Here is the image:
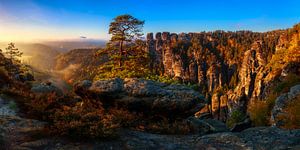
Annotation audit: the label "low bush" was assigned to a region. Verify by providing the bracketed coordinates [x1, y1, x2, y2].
[226, 110, 246, 128]
[26, 92, 195, 138]
[247, 100, 269, 126]
[277, 95, 300, 129]
[51, 99, 120, 139]
[248, 92, 278, 126]
[248, 73, 300, 127]
[142, 117, 191, 134]
[24, 93, 122, 139]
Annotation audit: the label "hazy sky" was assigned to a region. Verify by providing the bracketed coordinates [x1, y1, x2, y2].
[0, 0, 299, 42]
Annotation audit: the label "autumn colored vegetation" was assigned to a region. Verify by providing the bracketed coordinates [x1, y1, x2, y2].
[247, 23, 300, 127]
[278, 95, 300, 129]
[21, 92, 194, 139]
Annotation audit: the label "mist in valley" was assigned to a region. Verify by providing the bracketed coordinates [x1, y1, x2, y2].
[0, 40, 105, 92]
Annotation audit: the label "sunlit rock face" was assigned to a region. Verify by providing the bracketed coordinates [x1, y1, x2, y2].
[226, 41, 268, 115]
[145, 32, 228, 94]
[144, 29, 300, 122]
[236, 41, 266, 97]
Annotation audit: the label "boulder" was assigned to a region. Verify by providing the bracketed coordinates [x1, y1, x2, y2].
[74, 78, 206, 118]
[230, 118, 252, 132]
[89, 78, 123, 97]
[187, 117, 228, 134]
[31, 82, 63, 96]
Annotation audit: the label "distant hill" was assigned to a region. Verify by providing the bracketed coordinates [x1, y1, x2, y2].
[0, 39, 106, 71]
[44, 39, 106, 52]
[0, 43, 60, 71]
[55, 48, 108, 82]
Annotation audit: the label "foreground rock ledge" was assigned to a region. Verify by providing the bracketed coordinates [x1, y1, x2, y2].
[74, 78, 207, 118]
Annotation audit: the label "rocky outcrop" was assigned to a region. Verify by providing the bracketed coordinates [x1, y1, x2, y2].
[187, 117, 228, 134]
[0, 95, 47, 150]
[211, 93, 228, 121]
[146, 32, 229, 93]
[31, 82, 63, 96]
[226, 41, 267, 116]
[271, 84, 300, 127]
[145, 27, 296, 122]
[74, 78, 207, 118]
[145, 31, 281, 121]
[230, 118, 252, 132]
[3, 125, 299, 150]
[2, 93, 300, 150]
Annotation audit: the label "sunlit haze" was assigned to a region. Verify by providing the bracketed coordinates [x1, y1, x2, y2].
[0, 0, 299, 42]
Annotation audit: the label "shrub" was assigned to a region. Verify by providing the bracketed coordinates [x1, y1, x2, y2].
[24, 91, 196, 139]
[8, 101, 17, 110]
[248, 100, 269, 126]
[226, 110, 246, 128]
[248, 73, 300, 127]
[144, 117, 191, 134]
[145, 75, 181, 85]
[51, 100, 120, 139]
[26, 93, 59, 120]
[248, 91, 278, 126]
[26, 93, 139, 139]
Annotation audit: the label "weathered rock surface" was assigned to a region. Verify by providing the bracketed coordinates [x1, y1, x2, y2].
[227, 41, 266, 115]
[145, 29, 299, 123]
[5, 127, 298, 150]
[0, 97, 17, 116]
[271, 84, 300, 127]
[75, 78, 207, 118]
[230, 118, 252, 132]
[0, 95, 47, 150]
[187, 117, 228, 134]
[146, 32, 231, 93]
[31, 82, 63, 96]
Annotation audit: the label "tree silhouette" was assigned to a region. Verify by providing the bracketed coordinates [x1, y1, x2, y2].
[5, 43, 23, 64]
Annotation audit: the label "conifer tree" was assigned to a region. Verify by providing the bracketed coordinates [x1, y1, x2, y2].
[5, 43, 23, 64]
[108, 14, 144, 67]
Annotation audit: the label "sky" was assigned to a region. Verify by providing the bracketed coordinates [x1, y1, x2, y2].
[0, 0, 299, 42]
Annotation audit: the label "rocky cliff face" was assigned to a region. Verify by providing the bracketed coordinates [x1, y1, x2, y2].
[145, 24, 300, 121]
[146, 32, 230, 93]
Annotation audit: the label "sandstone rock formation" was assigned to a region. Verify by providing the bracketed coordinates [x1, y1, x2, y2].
[145, 31, 284, 121]
[74, 78, 207, 118]
[31, 82, 63, 96]
[227, 41, 267, 115]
